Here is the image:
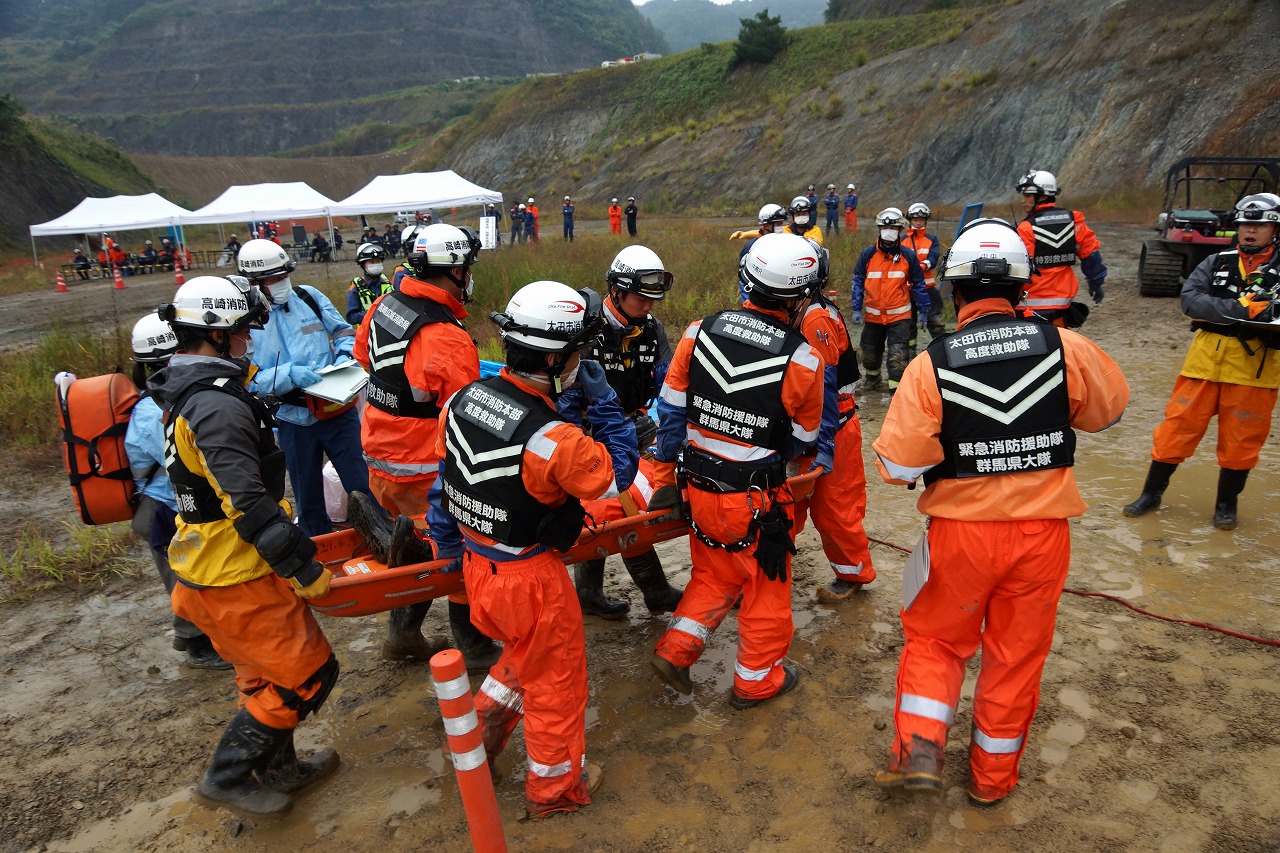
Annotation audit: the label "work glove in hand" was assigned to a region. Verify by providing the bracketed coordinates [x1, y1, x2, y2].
[809, 448, 835, 476]
[1087, 280, 1105, 305]
[851, 310, 863, 324]
[333, 335, 355, 359]
[753, 505, 796, 582]
[536, 497, 586, 551]
[290, 364, 322, 388]
[575, 359, 614, 402]
[289, 565, 333, 599]
[632, 411, 659, 450]
[440, 556, 463, 574]
[649, 485, 681, 510]
[1239, 293, 1277, 321]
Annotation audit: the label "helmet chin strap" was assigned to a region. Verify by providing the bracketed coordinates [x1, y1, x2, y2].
[610, 287, 644, 326]
[445, 265, 472, 301]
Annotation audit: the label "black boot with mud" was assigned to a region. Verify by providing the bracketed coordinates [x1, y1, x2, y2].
[449, 600, 502, 675]
[259, 731, 340, 795]
[183, 634, 233, 670]
[651, 653, 693, 695]
[623, 549, 683, 615]
[1122, 460, 1178, 517]
[1212, 467, 1250, 530]
[347, 491, 393, 563]
[728, 661, 800, 710]
[874, 734, 945, 794]
[574, 558, 630, 619]
[387, 514, 432, 567]
[197, 709, 293, 817]
[382, 601, 450, 663]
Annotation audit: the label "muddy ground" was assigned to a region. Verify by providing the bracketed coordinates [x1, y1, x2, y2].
[2, 224, 1278, 853]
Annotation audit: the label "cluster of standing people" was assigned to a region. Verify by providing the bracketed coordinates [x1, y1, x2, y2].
[120, 173, 1280, 824]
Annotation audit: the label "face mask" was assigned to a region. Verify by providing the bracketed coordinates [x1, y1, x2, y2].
[880, 228, 900, 243]
[560, 364, 580, 391]
[266, 278, 292, 303]
[365, 263, 384, 275]
[794, 214, 810, 226]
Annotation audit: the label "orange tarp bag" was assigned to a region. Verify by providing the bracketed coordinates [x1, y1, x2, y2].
[55, 371, 140, 525]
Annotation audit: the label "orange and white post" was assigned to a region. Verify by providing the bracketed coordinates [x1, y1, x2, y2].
[431, 649, 507, 853]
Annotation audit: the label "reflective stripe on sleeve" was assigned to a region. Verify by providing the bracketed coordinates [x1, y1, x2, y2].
[660, 385, 686, 407]
[876, 453, 935, 483]
[526, 422, 559, 460]
[972, 728, 1025, 754]
[899, 692, 955, 726]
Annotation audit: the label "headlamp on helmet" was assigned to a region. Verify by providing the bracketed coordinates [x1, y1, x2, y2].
[1234, 193, 1280, 224]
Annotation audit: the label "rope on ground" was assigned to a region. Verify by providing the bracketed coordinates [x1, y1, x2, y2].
[866, 535, 1280, 648]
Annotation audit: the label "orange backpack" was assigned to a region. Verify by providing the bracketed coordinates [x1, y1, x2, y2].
[55, 371, 140, 525]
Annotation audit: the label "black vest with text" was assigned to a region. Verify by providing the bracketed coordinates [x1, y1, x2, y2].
[687, 309, 806, 453]
[366, 290, 461, 418]
[923, 315, 1074, 485]
[1194, 249, 1280, 347]
[589, 316, 663, 416]
[441, 376, 561, 546]
[164, 378, 284, 523]
[1026, 207, 1078, 269]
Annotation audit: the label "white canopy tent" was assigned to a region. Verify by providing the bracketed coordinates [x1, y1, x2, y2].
[181, 182, 337, 250]
[28, 192, 193, 267]
[330, 170, 503, 216]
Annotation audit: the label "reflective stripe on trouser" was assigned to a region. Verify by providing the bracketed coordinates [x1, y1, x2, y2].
[860, 319, 914, 386]
[893, 516, 1070, 800]
[463, 548, 590, 814]
[172, 573, 336, 730]
[793, 405, 875, 583]
[1151, 375, 1277, 470]
[654, 487, 794, 700]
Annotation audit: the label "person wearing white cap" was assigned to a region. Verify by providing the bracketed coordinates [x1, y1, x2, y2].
[845, 184, 859, 231]
[624, 196, 639, 237]
[526, 197, 540, 241]
[823, 184, 842, 235]
[562, 196, 576, 242]
[609, 198, 623, 235]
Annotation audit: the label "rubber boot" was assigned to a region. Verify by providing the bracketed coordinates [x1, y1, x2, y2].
[387, 515, 432, 568]
[1122, 461, 1178, 517]
[259, 730, 340, 795]
[383, 601, 450, 663]
[1212, 467, 1249, 530]
[347, 491, 393, 564]
[449, 601, 502, 675]
[196, 709, 293, 816]
[857, 373, 882, 392]
[183, 634, 233, 671]
[574, 558, 630, 620]
[874, 734, 944, 794]
[622, 549, 683, 615]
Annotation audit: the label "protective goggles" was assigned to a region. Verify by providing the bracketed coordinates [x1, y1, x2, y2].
[609, 269, 674, 299]
[1236, 205, 1279, 222]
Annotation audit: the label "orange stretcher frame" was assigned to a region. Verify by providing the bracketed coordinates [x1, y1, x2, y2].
[307, 470, 820, 618]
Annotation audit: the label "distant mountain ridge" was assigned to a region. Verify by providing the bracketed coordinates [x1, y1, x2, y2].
[0, 0, 667, 156]
[638, 0, 827, 54]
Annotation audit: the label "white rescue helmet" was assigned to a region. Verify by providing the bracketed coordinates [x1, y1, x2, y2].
[789, 195, 814, 215]
[611, 197, 618, 203]
[875, 207, 907, 228]
[758, 203, 788, 228]
[847, 183, 856, 191]
[740, 232, 823, 301]
[907, 202, 932, 221]
[1234, 192, 1280, 224]
[607, 245, 673, 300]
[161, 275, 268, 332]
[409, 223, 479, 269]
[527, 197, 535, 204]
[491, 281, 603, 353]
[355, 242, 387, 265]
[237, 238, 296, 281]
[940, 218, 1033, 286]
[1015, 169, 1059, 198]
[400, 224, 421, 248]
[131, 313, 178, 362]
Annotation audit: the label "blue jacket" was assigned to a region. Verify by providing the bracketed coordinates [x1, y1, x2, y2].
[844, 192, 858, 211]
[124, 394, 177, 511]
[823, 192, 841, 212]
[248, 284, 356, 426]
[562, 204, 575, 222]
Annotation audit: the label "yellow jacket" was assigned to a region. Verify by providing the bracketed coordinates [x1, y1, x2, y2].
[1180, 330, 1280, 390]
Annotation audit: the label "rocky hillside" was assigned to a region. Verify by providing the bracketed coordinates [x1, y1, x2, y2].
[639, 0, 826, 54]
[0, 0, 666, 156]
[412, 0, 1278, 215]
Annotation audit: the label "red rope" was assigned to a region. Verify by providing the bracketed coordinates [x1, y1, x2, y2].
[867, 536, 1280, 648]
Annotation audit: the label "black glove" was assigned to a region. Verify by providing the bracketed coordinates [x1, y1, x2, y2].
[632, 411, 658, 451]
[536, 497, 586, 551]
[649, 485, 680, 510]
[753, 504, 795, 582]
[1087, 280, 1105, 305]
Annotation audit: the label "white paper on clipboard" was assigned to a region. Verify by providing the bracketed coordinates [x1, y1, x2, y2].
[902, 522, 931, 611]
[302, 360, 368, 405]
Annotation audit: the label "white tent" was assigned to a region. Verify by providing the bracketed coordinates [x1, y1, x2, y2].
[28, 192, 194, 268]
[181, 181, 338, 225]
[330, 171, 502, 216]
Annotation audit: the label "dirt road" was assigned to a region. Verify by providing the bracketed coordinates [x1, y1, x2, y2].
[3, 225, 1278, 853]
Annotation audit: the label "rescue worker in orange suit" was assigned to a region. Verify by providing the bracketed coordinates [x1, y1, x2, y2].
[428, 281, 638, 818]
[1015, 169, 1107, 327]
[845, 184, 859, 232]
[153, 275, 341, 817]
[351, 223, 500, 672]
[871, 219, 1128, 807]
[904, 202, 946, 348]
[851, 208, 930, 393]
[789, 240, 877, 602]
[783, 195, 824, 246]
[608, 198, 623, 235]
[526, 197, 540, 241]
[558, 246, 683, 619]
[1123, 193, 1280, 530]
[649, 232, 831, 708]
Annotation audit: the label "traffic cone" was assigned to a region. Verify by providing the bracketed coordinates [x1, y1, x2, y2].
[174, 263, 185, 286]
[112, 266, 125, 290]
[55, 270, 68, 293]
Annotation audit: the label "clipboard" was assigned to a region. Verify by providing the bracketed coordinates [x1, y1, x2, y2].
[303, 360, 368, 405]
[902, 521, 931, 611]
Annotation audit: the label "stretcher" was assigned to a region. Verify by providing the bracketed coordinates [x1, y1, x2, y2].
[307, 469, 820, 618]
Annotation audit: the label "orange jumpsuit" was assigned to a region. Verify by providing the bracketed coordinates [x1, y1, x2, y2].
[1017, 202, 1102, 317]
[872, 298, 1128, 802]
[527, 204, 540, 240]
[608, 204, 623, 235]
[1150, 246, 1280, 470]
[431, 369, 627, 816]
[793, 299, 875, 584]
[652, 304, 826, 700]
